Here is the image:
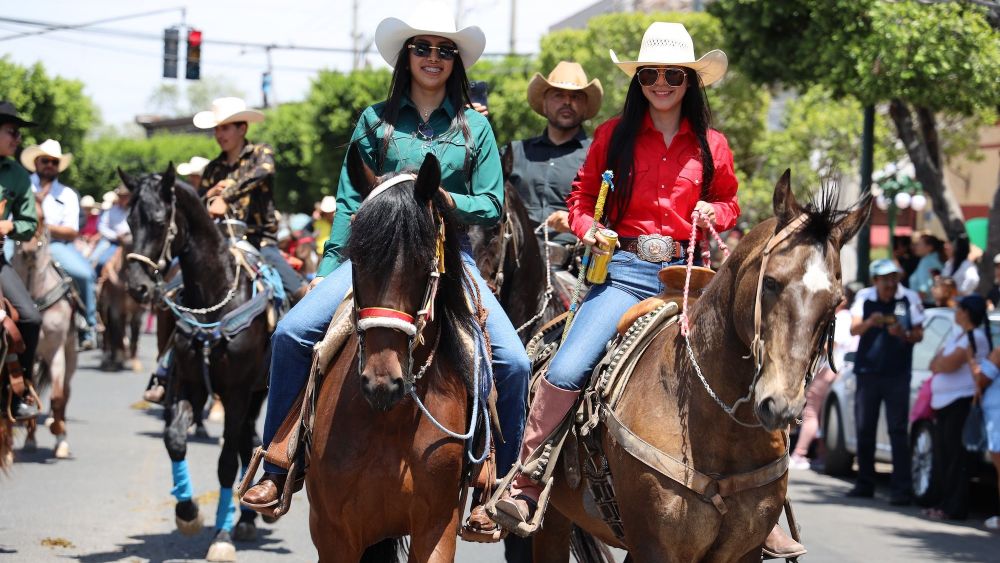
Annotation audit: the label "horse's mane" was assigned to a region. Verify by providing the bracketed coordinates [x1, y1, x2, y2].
[347, 175, 476, 383]
[798, 183, 870, 250]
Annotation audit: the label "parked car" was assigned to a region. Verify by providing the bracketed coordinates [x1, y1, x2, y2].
[822, 307, 996, 506]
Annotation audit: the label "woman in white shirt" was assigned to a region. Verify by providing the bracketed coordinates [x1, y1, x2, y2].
[925, 294, 991, 520]
[942, 235, 980, 296]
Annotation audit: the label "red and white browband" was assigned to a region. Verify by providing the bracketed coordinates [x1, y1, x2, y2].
[357, 307, 418, 337]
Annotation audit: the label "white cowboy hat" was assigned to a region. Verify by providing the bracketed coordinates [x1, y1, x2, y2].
[527, 61, 604, 120]
[20, 139, 73, 173]
[193, 97, 265, 129]
[319, 195, 337, 214]
[177, 156, 211, 176]
[80, 195, 96, 208]
[609, 22, 728, 86]
[101, 191, 117, 211]
[374, 0, 486, 69]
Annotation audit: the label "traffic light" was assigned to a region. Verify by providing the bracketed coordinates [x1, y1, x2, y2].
[186, 28, 202, 80]
[163, 27, 179, 78]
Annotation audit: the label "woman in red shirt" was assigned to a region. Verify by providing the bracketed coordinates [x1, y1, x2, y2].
[494, 22, 739, 530]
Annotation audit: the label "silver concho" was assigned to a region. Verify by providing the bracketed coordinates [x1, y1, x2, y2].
[637, 234, 674, 262]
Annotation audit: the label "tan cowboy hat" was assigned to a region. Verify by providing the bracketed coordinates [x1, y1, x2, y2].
[374, 0, 486, 69]
[609, 22, 728, 86]
[101, 191, 117, 211]
[193, 97, 265, 129]
[20, 139, 73, 173]
[527, 61, 603, 120]
[80, 195, 96, 209]
[177, 156, 210, 176]
[319, 195, 336, 214]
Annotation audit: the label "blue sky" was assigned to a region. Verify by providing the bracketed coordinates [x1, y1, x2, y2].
[2, 0, 589, 126]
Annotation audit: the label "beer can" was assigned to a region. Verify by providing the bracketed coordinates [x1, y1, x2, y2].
[586, 228, 618, 285]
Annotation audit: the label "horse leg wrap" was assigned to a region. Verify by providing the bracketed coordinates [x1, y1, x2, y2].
[171, 459, 194, 501]
[215, 487, 236, 532]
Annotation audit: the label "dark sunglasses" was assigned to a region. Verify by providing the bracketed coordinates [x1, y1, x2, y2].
[636, 67, 687, 87]
[38, 157, 60, 166]
[0, 127, 21, 139]
[408, 42, 458, 61]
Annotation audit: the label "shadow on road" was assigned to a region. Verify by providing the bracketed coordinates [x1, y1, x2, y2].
[72, 525, 293, 563]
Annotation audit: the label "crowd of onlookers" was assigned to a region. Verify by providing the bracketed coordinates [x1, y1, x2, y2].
[788, 230, 1000, 532]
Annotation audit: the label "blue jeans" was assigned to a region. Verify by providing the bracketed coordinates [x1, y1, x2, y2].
[50, 241, 96, 327]
[90, 239, 119, 274]
[261, 248, 530, 475]
[546, 251, 684, 391]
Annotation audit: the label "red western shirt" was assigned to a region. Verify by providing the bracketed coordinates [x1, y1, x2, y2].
[567, 113, 740, 242]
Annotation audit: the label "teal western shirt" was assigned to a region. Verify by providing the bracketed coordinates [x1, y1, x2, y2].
[0, 156, 39, 241]
[317, 96, 503, 277]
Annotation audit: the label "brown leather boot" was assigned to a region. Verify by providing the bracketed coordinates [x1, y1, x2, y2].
[493, 378, 580, 532]
[762, 523, 806, 558]
[241, 472, 301, 510]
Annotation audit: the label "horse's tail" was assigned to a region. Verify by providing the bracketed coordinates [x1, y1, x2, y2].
[359, 537, 406, 563]
[0, 419, 12, 473]
[570, 525, 616, 563]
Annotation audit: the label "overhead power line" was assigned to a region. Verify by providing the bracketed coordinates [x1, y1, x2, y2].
[0, 8, 185, 42]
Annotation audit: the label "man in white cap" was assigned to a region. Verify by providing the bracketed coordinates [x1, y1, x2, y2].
[194, 97, 305, 299]
[177, 156, 210, 190]
[513, 61, 602, 245]
[22, 138, 98, 349]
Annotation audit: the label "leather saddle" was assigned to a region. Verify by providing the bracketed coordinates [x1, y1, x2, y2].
[616, 265, 716, 335]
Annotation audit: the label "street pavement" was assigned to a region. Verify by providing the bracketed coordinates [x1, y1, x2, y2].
[1, 332, 998, 562]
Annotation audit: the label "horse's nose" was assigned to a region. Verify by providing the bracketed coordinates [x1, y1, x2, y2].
[128, 283, 150, 303]
[361, 371, 405, 412]
[755, 395, 798, 431]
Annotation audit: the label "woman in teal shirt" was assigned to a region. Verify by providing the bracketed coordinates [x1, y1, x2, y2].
[242, 10, 530, 527]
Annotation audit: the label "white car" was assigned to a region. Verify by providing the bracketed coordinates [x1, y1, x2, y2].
[821, 307, 996, 505]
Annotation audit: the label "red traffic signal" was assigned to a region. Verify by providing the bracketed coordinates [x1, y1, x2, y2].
[187, 29, 202, 47]
[186, 28, 202, 80]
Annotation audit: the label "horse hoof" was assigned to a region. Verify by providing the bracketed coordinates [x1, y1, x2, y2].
[54, 436, 70, 459]
[232, 521, 257, 542]
[175, 508, 203, 536]
[261, 514, 278, 525]
[22, 436, 37, 452]
[3, 451, 12, 466]
[206, 530, 237, 562]
[208, 402, 225, 423]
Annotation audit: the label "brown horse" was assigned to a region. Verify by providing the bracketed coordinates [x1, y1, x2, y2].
[97, 246, 144, 372]
[307, 149, 483, 561]
[532, 172, 869, 562]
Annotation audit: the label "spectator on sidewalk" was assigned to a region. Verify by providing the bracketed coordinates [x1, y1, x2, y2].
[847, 259, 924, 505]
[790, 282, 862, 470]
[942, 235, 979, 296]
[923, 294, 991, 520]
[932, 275, 959, 309]
[971, 343, 1000, 531]
[910, 233, 945, 306]
[986, 254, 1000, 310]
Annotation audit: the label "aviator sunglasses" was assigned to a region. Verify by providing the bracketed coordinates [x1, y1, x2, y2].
[636, 67, 687, 88]
[408, 42, 459, 61]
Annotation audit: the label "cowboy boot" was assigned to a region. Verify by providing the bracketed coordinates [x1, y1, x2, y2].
[493, 378, 580, 531]
[241, 471, 304, 512]
[762, 523, 807, 559]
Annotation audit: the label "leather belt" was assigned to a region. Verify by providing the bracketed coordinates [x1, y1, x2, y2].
[619, 234, 687, 263]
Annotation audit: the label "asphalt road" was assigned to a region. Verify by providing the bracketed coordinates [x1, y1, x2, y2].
[1, 332, 998, 562]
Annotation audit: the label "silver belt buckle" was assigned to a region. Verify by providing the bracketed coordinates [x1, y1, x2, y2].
[636, 234, 675, 262]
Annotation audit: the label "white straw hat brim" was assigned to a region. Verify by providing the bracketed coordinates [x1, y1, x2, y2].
[610, 48, 728, 86]
[193, 109, 265, 130]
[20, 145, 72, 173]
[374, 17, 486, 69]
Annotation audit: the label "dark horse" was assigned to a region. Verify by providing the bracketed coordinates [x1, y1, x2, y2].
[532, 173, 869, 562]
[122, 166, 270, 562]
[307, 148, 481, 561]
[469, 146, 548, 342]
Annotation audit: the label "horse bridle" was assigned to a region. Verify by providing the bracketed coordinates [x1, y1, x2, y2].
[352, 174, 445, 388]
[125, 182, 179, 288]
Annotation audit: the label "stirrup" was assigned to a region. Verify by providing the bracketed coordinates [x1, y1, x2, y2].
[484, 465, 554, 538]
[458, 485, 507, 544]
[236, 446, 301, 520]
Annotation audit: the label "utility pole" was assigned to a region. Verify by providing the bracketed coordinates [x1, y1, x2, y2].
[351, 0, 361, 70]
[262, 46, 274, 107]
[509, 0, 516, 55]
[856, 105, 875, 285]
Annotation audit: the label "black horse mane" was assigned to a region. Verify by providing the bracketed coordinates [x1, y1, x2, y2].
[799, 182, 871, 248]
[347, 174, 476, 385]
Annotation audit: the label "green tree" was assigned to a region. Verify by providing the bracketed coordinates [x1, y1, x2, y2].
[709, 0, 1000, 240]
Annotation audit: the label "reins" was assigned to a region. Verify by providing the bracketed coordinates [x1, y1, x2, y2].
[514, 224, 554, 334]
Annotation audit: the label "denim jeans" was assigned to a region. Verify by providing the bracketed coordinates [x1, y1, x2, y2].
[546, 251, 685, 391]
[90, 239, 119, 275]
[262, 246, 530, 475]
[49, 241, 96, 327]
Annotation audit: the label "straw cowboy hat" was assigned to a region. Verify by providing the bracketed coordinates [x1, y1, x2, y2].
[527, 61, 603, 120]
[319, 195, 336, 214]
[101, 191, 117, 211]
[374, 0, 486, 69]
[193, 97, 265, 129]
[177, 156, 211, 176]
[80, 195, 96, 209]
[20, 139, 73, 173]
[610, 22, 728, 86]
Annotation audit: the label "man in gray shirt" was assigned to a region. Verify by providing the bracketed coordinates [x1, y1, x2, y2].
[508, 61, 603, 245]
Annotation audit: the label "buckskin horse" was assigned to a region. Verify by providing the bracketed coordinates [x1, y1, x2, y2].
[122, 166, 271, 562]
[469, 145, 549, 342]
[522, 173, 869, 562]
[303, 149, 490, 562]
[12, 205, 78, 459]
[97, 246, 144, 372]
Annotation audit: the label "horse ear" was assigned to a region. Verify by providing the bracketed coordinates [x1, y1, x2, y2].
[161, 162, 176, 200]
[832, 195, 873, 249]
[772, 169, 801, 229]
[501, 143, 514, 179]
[117, 167, 136, 190]
[415, 153, 442, 204]
[347, 143, 378, 199]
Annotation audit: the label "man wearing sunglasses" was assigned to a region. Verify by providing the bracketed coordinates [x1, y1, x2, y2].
[512, 61, 603, 247]
[0, 101, 44, 419]
[22, 138, 99, 350]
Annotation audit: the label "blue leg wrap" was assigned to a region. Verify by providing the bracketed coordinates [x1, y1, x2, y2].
[170, 460, 193, 501]
[216, 487, 236, 532]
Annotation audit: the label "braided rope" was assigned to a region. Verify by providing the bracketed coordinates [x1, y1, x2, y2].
[515, 224, 554, 334]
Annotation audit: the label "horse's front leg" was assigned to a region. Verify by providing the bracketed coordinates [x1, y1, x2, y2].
[408, 504, 460, 563]
[48, 335, 70, 458]
[165, 397, 203, 536]
[232, 387, 267, 542]
[205, 393, 249, 562]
